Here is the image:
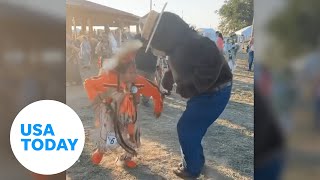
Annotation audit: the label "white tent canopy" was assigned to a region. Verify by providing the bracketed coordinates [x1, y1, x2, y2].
[235, 25, 252, 42]
[197, 28, 217, 42]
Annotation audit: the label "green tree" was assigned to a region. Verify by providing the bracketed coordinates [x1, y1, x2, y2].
[268, 0, 320, 59]
[217, 0, 254, 35]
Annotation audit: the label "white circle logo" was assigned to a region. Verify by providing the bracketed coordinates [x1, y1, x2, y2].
[10, 100, 85, 175]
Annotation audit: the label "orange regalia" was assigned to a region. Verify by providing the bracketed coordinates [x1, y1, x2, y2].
[83, 40, 163, 166]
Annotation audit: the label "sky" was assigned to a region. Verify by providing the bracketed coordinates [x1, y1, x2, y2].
[88, 0, 225, 29]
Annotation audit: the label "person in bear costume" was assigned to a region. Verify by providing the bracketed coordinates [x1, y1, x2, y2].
[142, 10, 233, 178]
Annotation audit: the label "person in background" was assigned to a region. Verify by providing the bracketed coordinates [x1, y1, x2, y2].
[79, 36, 92, 80]
[248, 37, 254, 71]
[80, 36, 92, 67]
[216, 32, 224, 53]
[225, 39, 238, 73]
[94, 29, 97, 37]
[215, 31, 220, 42]
[95, 33, 112, 71]
[88, 34, 98, 65]
[66, 34, 81, 86]
[105, 26, 118, 54]
[74, 37, 81, 48]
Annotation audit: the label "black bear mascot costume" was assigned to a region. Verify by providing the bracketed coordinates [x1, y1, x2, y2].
[141, 9, 233, 178]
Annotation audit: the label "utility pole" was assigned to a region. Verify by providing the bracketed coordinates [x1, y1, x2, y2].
[150, 0, 152, 11]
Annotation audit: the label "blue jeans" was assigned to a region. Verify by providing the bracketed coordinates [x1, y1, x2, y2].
[255, 155, 284, 180]
[248, 51, 254, 71]
[177, 85, 232, 176]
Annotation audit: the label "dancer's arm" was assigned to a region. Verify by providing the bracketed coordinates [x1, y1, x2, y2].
[136, 75, 163, 118]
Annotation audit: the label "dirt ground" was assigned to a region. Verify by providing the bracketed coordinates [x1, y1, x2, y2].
[66, 54, 254, 180]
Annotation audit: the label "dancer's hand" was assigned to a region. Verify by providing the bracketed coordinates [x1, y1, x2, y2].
[161, 91, 171, 97]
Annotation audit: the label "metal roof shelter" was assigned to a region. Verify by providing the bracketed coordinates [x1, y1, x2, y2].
[66, 0, 141, 34]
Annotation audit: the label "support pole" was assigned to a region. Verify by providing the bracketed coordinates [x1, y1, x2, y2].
[88, 18, 93, 35]
[81, 17, 87, 35]
[72, 17, 77, 39]
[136, 24, 140, 33]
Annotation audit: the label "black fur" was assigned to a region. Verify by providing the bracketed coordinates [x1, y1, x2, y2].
[134, 34, 158, 73]
[151, 12, 191, 54]
[135, 48, 157, 73]
[152, 12, 233, 98]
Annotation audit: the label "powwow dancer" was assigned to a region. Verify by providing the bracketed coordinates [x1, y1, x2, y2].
[84, 40, 163, 168]
[142, 8, 233, 178]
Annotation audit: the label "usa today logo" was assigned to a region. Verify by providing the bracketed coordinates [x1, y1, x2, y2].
[10, 100, 85, 175]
